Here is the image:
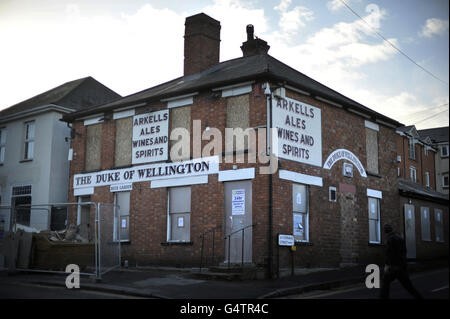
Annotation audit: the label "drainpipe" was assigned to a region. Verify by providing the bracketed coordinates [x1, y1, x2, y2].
[264, 82, 273, 279]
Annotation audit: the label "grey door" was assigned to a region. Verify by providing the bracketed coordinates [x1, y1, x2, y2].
[404, 204, 416, 259]
[224, 181, 252, 264]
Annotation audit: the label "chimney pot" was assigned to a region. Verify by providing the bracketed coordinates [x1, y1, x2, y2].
[246, 24, 254, 41]
[241, 25, 270, 57]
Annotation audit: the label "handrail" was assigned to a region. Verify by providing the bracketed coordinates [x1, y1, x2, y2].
[224, 223, 257, 269]
[199, 226, 221, 272]
[223, 223, 256, 240]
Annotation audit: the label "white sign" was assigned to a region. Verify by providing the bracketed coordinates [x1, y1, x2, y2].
[278, 234, 295, 246]
[121, 219, 127, 228]
[296, 193, 302, 205]
[132, 110, 169, 164]
[110, 183, 133, 192]
[231, 189, 245, 215]
[293, 214, 304, 237]
[74, 156, 219, 189]
[272, 96, 322, 167]
[323, 149, 367, 178]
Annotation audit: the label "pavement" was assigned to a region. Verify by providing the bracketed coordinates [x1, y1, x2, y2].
[0, 258, 448, 299]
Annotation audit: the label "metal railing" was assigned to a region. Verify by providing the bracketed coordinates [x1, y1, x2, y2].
[224, 223, 257, 269]
[2, 202, 120, 280]
[199, 226, 220, 272]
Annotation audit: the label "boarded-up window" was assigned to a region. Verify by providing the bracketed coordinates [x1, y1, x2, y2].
[293, 184, 308, 242]
[115, 117, 132, 167]
[366, 128, 378, 174]
[368, 197, 380, 243]
[435, 209, 444, 242]
[420, 207, 431, 241]
[226, 95, 250, 151]
[170, 106, 191, 161]
[115, 191, 130, 242]
[168, 187, 191, 242]
[85, 124, 102, 171]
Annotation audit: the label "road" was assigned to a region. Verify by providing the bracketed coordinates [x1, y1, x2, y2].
[0, 281, 146, 299]
[286, 268, 448, 299]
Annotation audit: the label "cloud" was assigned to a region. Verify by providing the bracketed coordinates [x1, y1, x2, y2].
[327, 0, 361, 12]
[273, 0, 314, 39]
[419, 18, 449, 38]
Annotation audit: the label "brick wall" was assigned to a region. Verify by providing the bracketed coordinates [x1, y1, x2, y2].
[69, 82, 444, 272]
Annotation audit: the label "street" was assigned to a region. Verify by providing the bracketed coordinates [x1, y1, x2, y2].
[0, 281, 146, 299]
[286, 268, 448, 299]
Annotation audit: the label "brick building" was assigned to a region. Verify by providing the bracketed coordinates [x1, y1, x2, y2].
[396, 125, 449, 260]
[61, 13, 447, 276]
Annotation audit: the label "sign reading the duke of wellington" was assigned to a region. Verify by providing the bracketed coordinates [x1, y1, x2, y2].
[272, 96, 322, 167]
[73, 156, 219, 189]
[132, 110, 169, 164]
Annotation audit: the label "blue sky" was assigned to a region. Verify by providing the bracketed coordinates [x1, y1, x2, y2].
[0, 0, 448, 129]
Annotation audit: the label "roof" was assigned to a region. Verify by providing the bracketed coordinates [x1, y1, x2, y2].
[418, 126, 449, 144]
[0, 76, 121, 121]
[398, 178, 449, 202]
[61, 54, 404, 127]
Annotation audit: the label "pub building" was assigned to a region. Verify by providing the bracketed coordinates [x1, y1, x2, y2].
[62, 13, 448, 277]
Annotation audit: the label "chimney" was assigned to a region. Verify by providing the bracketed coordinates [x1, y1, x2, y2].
[240, 24, 270, 57]
[184, 13, 221, 76]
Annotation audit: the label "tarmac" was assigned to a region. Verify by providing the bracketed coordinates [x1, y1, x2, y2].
[0, 258, 448, 299]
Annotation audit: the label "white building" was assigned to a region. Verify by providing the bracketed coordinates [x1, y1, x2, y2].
[0, 77, 120, 231]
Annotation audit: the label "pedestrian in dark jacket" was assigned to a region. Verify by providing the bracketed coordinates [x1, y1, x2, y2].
[380, 223, 423, 299]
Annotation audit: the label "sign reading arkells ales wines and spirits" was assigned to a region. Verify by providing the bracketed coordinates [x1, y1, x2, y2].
[132, 110, 169, 164]
[272, 96, 322, 167]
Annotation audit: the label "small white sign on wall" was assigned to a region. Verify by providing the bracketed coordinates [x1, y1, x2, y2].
[231, 189, 245, 215]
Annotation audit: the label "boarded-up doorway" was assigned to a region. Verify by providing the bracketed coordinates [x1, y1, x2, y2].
[404, 204, 416, 259]
[224, 180, 252, 264]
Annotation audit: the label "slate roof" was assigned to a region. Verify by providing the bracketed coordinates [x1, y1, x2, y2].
[418, 127, 449, 144]
[398, 178, 449, 202]
[61, 54, 404, 127]
[0, 76, 121, 120]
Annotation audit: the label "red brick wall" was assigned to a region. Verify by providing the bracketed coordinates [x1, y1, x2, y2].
[70, 82, 446, 271]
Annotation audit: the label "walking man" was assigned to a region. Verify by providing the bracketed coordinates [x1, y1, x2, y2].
[380, 223, 423, 299]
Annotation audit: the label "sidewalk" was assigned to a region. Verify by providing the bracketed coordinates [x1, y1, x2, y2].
[0, 258, 447, 299]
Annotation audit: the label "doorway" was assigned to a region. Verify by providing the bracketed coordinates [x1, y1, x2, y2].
[224, 180, 252, 264]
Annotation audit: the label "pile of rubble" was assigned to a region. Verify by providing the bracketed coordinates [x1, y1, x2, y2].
[46, 224, 89, 243]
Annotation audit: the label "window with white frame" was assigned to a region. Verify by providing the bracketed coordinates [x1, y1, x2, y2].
[443, 174, 449, 189]
[441, 144, 449, 158]
[23, 121, 35, 160]
[420, 207, 431, 241]
[12, 185, 32, 226]
[408, 137, 416, 160]
[329, 186, 337, 202]
[409, 166, 417, 182]
[114, 191, 130, 242]
[425, 172, 430, 188]
[435, 209, 444, 242]
[368, 197, 381, 244]
[0, 127, 6, 164]
[77, 196, 92, 241]
[293, 184, 309, 242]
[168, 187, 191, 242]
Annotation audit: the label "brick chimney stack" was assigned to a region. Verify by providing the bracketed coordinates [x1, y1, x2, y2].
[184, 13, 221, 76]
[240, 24, 270, 57]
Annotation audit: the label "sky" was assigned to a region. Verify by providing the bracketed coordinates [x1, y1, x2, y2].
[0, 0, 448, 129]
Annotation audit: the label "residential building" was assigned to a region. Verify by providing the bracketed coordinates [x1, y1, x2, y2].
[0, 77, 120, 231]
[396, 125, 448, 260]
